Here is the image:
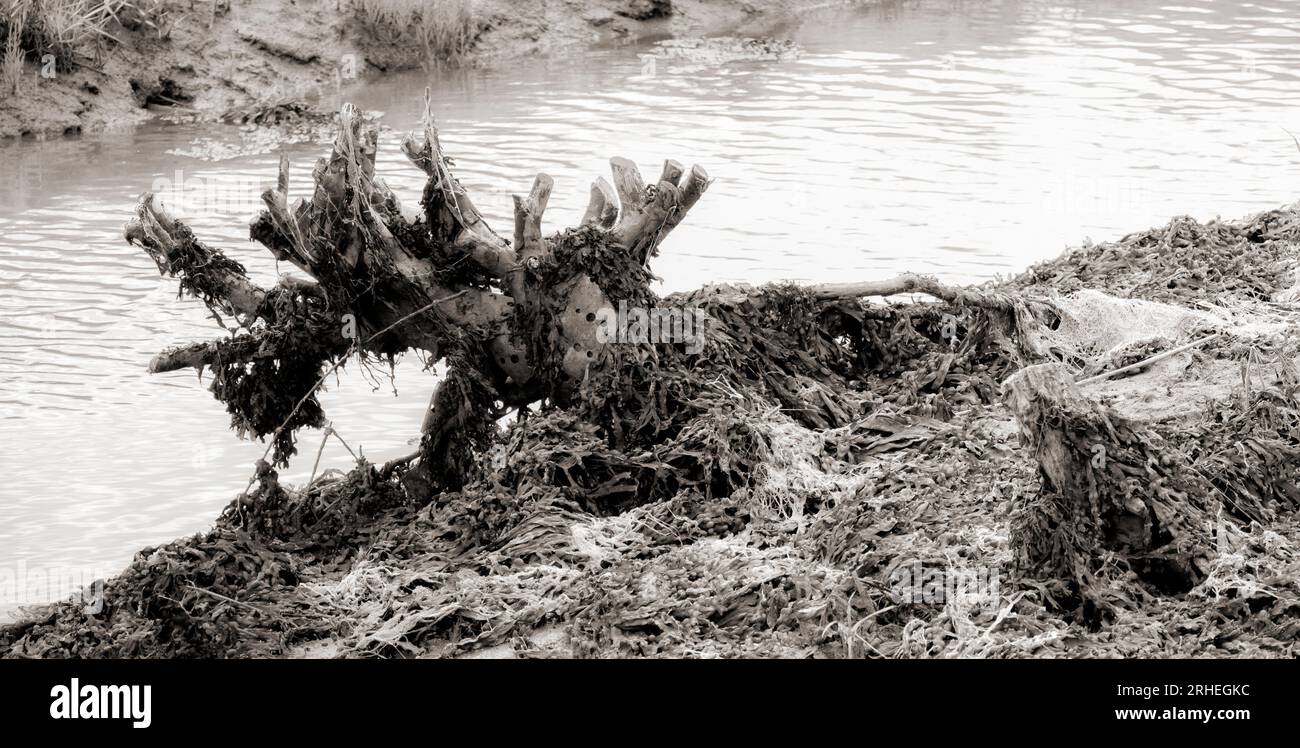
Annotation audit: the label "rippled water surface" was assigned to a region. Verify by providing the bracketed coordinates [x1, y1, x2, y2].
[3, 0, 1300, 609]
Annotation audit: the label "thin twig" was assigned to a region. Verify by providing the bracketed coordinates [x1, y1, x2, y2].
[1076, 333, 1221, 386]
[183, 584, 267, 615]
[306, 421, 333, 489]
[1283, 126, 1300, 155]
[331, 427, 360, 462]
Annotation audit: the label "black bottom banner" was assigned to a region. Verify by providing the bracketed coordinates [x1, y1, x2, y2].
[0, 658, 1289, 737]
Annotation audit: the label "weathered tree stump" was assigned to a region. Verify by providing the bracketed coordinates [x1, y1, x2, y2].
[1002, 364, 1217, 614]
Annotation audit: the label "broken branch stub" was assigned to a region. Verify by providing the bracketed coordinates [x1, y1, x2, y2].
[127, 193, 268, 322]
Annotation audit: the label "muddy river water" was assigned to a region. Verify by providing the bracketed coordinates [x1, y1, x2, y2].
[3, 0, 1300, 611]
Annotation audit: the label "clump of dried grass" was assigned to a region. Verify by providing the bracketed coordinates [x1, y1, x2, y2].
[351, 0, 480, 63]
[748, 409, 866, 523]
[1, 0, 32, 94]
[0, 0, 170, 91]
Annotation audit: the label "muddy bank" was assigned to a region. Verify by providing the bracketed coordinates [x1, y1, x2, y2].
[0, 0, 839, 140]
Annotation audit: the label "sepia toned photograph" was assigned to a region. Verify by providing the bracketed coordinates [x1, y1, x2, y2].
[0, 0, 1294, 728]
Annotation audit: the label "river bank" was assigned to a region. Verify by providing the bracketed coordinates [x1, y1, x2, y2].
[0, 0, 835, 140]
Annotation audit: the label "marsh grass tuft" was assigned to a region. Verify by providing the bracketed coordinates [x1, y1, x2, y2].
[1, 0, 29, 94]
[352, 0, 480, 64]
[1, 1, 170, 91]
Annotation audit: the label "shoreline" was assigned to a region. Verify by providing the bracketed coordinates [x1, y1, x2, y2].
[0, 0, 843, 141]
